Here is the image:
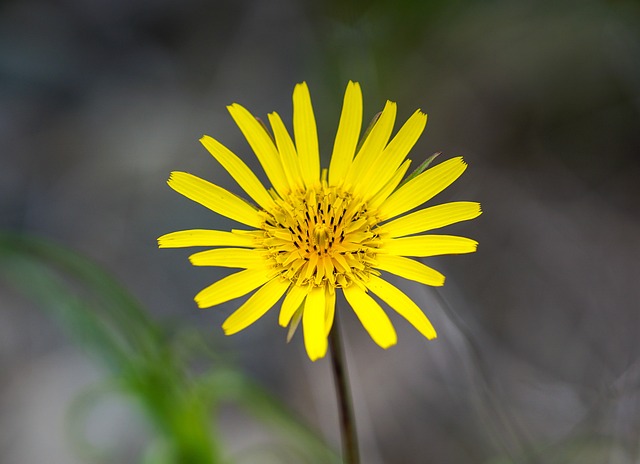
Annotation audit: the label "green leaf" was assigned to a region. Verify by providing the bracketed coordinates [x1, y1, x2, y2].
[397, 152, 441, 189]
[0, 232, 223, 463]
[354, 111, 382, 154]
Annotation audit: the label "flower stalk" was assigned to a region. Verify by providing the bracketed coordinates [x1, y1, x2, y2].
[329, 312, 360, 464]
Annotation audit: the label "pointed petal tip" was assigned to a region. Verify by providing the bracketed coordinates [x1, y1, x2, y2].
[167, 171, 187, 184]
[221, 320, 239, 335]
[199, 134, 218, 147]
[382, 339, 398, 350]
[424, 275, 446, 287]
[294, 81, 309, 93]
[470, 239, 479, 251]
[195, 297, 209, 310]
[166, 172, 178, 188]
[347, 80, 361, 92]
[378, 330, 398, 349]
[305, 335, 328, 361]
[412, 108, 427, 118]
[156, 235, 169, 248]
[307, 346, 328, 362]
[226, 102, 245, 115]
[385, 323, 399, 348]
[344, 81, 363, 101]
[438, 155, 466, 168]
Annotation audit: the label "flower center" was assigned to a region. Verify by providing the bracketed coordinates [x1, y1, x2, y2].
[259, 185, 381, 289]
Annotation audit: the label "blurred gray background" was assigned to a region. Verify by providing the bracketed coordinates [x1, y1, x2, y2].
[2, 0, 640, 462]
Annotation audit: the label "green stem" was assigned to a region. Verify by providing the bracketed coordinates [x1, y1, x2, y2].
[329, 313, 360, 464]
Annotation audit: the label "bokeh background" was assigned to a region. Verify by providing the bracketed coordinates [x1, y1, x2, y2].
[2, 0, 640, 463]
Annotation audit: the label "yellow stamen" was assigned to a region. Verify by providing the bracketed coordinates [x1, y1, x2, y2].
[258, 185, 379, 289]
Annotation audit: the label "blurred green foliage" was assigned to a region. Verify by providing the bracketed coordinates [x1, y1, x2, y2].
[0, 233, 339, 464]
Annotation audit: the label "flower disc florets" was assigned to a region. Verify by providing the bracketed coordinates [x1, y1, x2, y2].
[260, 183, 381, 290]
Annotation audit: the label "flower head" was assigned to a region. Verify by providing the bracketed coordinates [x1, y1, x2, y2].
[159, 82, 481, 361]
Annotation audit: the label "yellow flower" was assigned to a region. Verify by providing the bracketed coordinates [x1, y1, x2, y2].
[159, 82, 481, 361]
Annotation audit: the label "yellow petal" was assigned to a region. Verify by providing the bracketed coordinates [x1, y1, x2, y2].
[167, 172, 261, 228]
[189, 248, 265, 268]
[383, 235, 478, 257]
[268, 112, 304, 191]
[374, 254, 445, 286]
[376, 202, 482, 238]
[324, 287, 336, 337]
[227, 103, 289, 195]
[366, 276, 437, 340]
[222, 278, 290, 335]
[158, 229, 255, 248]
[194, 267, 270, 308]
[346, 100, 397, 191]
[303, 286, 327, 361]
[342, 285, 397, 349]
[293, 82, 320, 188]
[199, 135, 275, 210]
[378, 157, 468, 221]
[328, 81, 363, 185]
[368, 159, 411, 211]
[362, 110, 427, 201]
[279, 284, 308, 327]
